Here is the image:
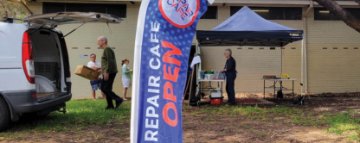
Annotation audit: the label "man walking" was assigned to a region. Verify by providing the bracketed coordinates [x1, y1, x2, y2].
[223, 49, 237, 105]
[97, 36, 123, 109]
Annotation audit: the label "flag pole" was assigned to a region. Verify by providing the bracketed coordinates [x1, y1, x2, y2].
[130, 1, 212, 142]
[130, 1, 150, 143]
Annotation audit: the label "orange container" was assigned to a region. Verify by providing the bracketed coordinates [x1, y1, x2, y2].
[210, 97, 223, 105]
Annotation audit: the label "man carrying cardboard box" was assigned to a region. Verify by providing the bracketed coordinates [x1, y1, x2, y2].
[97, 36, 123, 109]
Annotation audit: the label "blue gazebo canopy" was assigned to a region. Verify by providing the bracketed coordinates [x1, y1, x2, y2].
[197, 6, 303, 46]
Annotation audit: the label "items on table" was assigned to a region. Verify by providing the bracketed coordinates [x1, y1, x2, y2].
[200, 70, 225, 80]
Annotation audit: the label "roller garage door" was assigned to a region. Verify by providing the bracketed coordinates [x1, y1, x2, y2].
[308, 45, 360, 93]
[200, 46, 281, 93]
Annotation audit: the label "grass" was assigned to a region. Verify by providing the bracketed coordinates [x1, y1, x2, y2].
[0, 99, 131, 139]
[326, 112, 360, 141]
[1, 100, 359, 142]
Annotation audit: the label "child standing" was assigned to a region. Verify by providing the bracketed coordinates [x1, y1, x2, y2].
[87, 53, 104, 99]
[121, 59, 132, 100]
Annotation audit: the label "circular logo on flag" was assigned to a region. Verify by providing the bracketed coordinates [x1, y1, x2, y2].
[159, 0, 200, 28]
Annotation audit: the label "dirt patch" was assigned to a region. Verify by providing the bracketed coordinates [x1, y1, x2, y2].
[182, 114, 349, 143]
[183, 94, 359, 143]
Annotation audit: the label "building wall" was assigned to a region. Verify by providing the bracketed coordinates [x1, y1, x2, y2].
[306, 9, 360, 93]
[28, 1, 360, 98]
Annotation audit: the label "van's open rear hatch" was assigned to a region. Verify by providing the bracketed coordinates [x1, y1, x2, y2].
[23, 12, 121, 101]
[29, 29, 65, 101]
[25, 12, 121, 28]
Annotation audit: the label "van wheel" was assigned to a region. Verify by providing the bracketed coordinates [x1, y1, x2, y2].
[0, 98, 10, 131]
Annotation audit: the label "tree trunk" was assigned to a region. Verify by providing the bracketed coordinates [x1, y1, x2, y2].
[354, 0, 360, 5]
[314, 0, 360, 33]
[0, 0, 9, 18]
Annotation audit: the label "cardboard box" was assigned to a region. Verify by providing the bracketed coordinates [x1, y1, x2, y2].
[74, 65, 101, 80]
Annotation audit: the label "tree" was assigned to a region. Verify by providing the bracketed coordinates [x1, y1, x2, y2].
[314, 0, 360, 33]
[0, 0, 29, 21]
[355, 0, 360, 5]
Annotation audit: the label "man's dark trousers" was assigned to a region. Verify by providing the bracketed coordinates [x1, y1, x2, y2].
[226, 74, 236, 104]
[101, 73, 123, 108]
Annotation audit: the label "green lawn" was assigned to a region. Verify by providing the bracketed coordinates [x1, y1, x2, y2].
[0, 99, 131, 139]
[0, 99, 359, 141]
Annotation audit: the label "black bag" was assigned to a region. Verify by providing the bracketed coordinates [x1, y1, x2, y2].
[277, 90, 284, 99]
[293, 96, 305, 105]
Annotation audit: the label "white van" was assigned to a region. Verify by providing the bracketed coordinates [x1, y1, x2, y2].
[0, 12, 120, 131]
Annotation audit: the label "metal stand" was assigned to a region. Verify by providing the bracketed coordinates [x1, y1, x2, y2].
[263, 78, 295, 98]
